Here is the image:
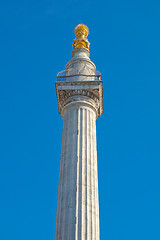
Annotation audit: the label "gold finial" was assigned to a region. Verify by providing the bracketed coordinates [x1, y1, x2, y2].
[72, 24, 90, 51]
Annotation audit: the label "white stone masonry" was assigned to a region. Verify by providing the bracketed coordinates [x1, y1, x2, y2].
[55, 47, 103, 240]
[55, 102, 99, 240]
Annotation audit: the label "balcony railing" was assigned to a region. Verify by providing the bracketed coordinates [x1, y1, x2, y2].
[57, 70, 101, 82]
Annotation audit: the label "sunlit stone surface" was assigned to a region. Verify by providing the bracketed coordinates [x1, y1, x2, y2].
[55, 24, 103, 240]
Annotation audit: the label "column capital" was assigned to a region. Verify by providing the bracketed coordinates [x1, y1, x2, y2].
[55, 80, 103, 118]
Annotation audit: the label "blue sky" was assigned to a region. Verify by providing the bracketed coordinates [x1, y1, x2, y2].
[0, 0, 160, 239]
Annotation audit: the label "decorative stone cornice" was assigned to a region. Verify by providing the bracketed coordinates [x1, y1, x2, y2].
[55, 80, 103, 118]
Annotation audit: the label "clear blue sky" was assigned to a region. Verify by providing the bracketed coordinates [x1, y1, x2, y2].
[0, 0, 160, 239]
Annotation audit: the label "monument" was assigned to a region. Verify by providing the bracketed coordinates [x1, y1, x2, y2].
[55, 24, 103, 240]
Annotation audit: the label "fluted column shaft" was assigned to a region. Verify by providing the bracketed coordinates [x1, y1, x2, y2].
[55, 101, 99, 240]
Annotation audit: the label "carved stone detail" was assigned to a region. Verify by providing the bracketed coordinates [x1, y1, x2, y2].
[55, 80, 103, 117]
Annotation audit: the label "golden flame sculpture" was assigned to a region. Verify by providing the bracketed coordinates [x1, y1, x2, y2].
[72, 24, 90, 51]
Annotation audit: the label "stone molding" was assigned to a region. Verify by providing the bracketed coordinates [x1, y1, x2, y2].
[55, 80, 103, 117]
[72, 47, 90, 57]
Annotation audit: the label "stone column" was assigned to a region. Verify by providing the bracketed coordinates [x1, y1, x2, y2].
[55, 24, 103, 240]
[55, 97, 100, 240]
